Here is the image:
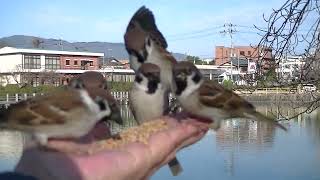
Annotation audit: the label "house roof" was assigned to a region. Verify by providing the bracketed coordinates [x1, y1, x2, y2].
[220, 58, 248, 66]
[0, 47, 104, 57]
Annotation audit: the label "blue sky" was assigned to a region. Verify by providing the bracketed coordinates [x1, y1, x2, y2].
[0, 0, 311, 57]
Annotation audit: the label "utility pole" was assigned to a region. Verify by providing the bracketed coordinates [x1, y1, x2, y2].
[59, 38, 63, 51]
[220, 23, 237, 81]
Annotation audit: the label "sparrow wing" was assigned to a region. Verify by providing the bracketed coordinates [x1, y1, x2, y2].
[128, 95, 141, 126]
[198, 80, 286, 130]
[5, 90, 84, 126]
[158, 47, 177, 65]
[125, 6, 167, 49]
[198, 80, 252, 110]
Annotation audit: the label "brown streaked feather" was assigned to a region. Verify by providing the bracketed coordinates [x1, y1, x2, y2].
[5, 89, 84, 126]
[125, 6, 167, 50]
[198, 80, 254, 111]
[74, 71, 106, 89]
[124, 22, 147, 51]
[139, 63, 161, 74]
[158, 47, 177, 65]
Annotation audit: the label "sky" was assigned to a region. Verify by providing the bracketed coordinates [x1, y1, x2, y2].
[0, 0, 313, 57]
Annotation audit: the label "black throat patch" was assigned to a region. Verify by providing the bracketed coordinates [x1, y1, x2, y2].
[147, 80, 158, 94]
[192, 73, 201, 83]
[96, 99, 107, 111]
[175, 79, 187, 96]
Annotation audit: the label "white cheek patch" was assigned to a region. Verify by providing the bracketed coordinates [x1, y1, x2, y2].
[145, 37, 154, 55]
[180, 75, 203, 98]
[79, 90, 99, 113]
[97, 100, 111, 119]
[135, 76, 149, 92]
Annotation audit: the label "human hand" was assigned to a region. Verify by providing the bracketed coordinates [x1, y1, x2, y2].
[15, 117, 209, 180]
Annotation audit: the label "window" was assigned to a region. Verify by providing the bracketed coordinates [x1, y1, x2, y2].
[248, 51, 252, 56]
[66, 59, 70, 65]
[74, 60, 78, 65]
[45, 56, 60, 70]
[89, 61, 93, 66]
[23, 55, 41, 69]
[240, 51, 245, 56]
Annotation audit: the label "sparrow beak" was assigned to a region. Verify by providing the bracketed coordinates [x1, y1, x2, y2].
[107, 104, 124, 125]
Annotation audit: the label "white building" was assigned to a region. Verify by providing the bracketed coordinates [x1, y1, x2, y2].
[0, 47, 246, 86]
[0, 47, 104, 86]
[276, 56, 305, 82]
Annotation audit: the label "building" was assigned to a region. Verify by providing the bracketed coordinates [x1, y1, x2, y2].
[215, 45, 273, 70]
[276, 56, 305, 83]
[217, 58, 257, 85]
[0, 46, 248, 86]
[0, 47, 104, 86]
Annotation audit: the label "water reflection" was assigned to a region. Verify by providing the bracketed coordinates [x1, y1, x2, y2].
[0, 130, 25, 172]
[0, 104, 319, 180]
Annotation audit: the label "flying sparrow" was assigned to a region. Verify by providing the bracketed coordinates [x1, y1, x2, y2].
[69, 71, 123, 125]
[0, 79, 116, 146]
[172, 61, 287, 131]
[124, 6, 177, 92]
[129, 63, 183, 176]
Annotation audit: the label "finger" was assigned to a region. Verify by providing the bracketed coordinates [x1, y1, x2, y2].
[143, 122, 202, 177]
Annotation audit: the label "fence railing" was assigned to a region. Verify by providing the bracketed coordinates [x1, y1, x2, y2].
[0, 92, 130, 107]
[0, 88, 312, 108]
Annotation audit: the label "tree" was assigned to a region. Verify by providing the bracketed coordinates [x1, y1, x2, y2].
[185, 55, 203, 64]
[255, 0, 320, 118]
[32, 38, 44, 49]
[256, 0, 319, 85]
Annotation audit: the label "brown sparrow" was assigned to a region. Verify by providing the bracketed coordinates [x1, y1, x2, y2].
[0, 79, 116, 146]
[172, 61, 287, 131]
[69, 71, 123, 125]
[124, 6, 177, 92]
[129, 63, 183, 176]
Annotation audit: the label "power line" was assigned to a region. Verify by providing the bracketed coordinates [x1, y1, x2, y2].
[169, 31, 219, 41]
[220, 23, 238, 81]
[167, 25, 223, 38]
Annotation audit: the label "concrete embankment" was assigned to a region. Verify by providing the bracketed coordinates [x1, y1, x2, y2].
[239, 93, 318, 106]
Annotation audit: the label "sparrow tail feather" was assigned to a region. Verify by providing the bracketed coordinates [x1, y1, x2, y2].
[244, 111, 287, 131]
[168, 157, 183, 176]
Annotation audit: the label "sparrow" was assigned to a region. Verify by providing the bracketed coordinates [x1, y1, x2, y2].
[172, 61, 287, 131]
[0, 78, 116, 146]
[124, 6, 177, 92]
[129, 63, 183, 176]
[69, 71, 123, 125]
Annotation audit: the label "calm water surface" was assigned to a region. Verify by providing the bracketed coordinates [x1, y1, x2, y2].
[0, 104, 320, 180]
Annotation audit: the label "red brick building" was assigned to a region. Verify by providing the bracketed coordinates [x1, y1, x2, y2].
[215, 46, 273, 70]
[60, 55, 100, 70]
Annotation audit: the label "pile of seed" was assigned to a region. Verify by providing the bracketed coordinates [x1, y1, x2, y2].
[88, 120, 168, 154]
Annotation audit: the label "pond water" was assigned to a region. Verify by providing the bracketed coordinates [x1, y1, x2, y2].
[0, 104, 320, 180]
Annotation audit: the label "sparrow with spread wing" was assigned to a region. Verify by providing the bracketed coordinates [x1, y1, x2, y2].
[124, 6, 177, 92]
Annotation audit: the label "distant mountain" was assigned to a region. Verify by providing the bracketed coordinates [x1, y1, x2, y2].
[0, 35, 187, 61]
